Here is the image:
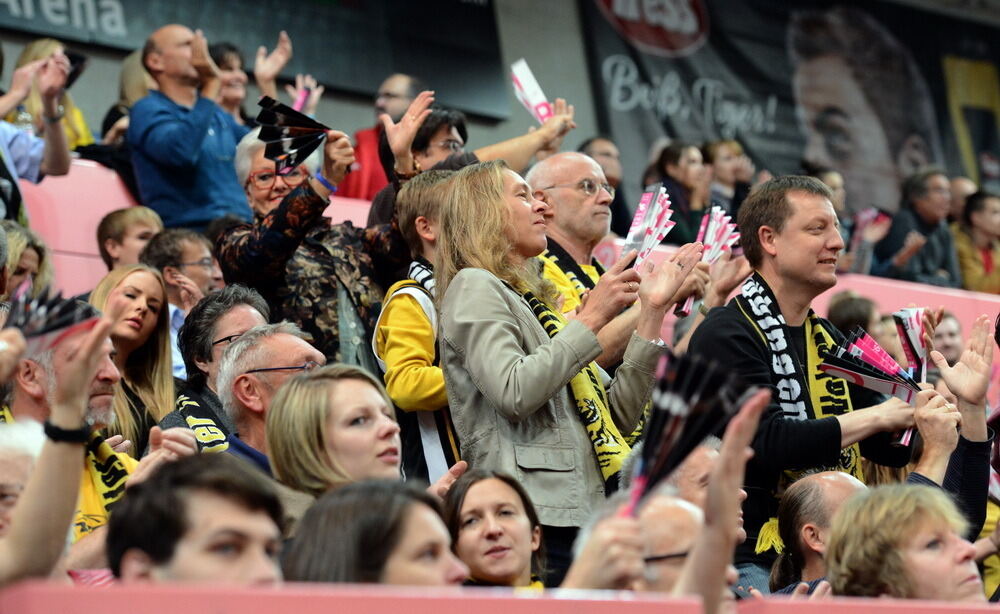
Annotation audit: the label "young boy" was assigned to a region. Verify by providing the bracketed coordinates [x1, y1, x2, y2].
[96, 206, 164, 271]
[372, 170, 459, 484]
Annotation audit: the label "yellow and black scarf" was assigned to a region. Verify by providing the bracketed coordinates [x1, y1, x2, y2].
[538, 238, 606, 296]
[0, 405, 130, 518]
[522, 291, 641, 485]
[733, 273, 861, 555]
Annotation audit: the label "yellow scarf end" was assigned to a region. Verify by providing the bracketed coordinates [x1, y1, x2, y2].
[755, 517, 784, 555]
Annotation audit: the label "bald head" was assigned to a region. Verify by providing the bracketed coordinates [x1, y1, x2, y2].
[782, 471, 866, 555]
[143, 24, 198, 86]
[526, 153, 612, 251]
[638, 495, 703, 593]
[950, 176, 978, 220]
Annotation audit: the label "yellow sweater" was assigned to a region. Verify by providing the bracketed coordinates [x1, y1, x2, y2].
[952, 223, 1000, 294]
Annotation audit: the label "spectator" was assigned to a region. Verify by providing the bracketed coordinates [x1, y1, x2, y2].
[96, 207, 164, 272]
[651, 142, 712, 245]
[826, 294, 882, 338]
[827, 484, 984, 602]
[215, 322, 326, 473]
[209, 32, 291, 127]
[874, 168, 962, 287]
[1, 220, 52, 299]
[372, 169, 460, 483]
[577, 135, 631, 237]
[6, 305, 196, 567]
[442, 470, 545, 588]
[366, 95, 577, 226]
[337, 73, 426, 201]
[266, 364, 400, 498]
[0, 421, 44, 538]
[950, 176, 978, 223]
[704, 139, 752, 215]
[932, 312, 964, 366]
[435, 159, 701, 583]
[108, 453, 283, 585]
[877, 313, 908, 366]
[218, 124, 408, 365]
[282, 480, 468, 585]
[807, 165, 890, 275]
[634, 493, 708, 593]
[129, 25, 252, 229]
[687, 175, 917, 593]
[89, 265, 175, 457]
[0, 45, 71, 223]
[528, 151, 710, 368]
[158, 284, 268, 452]
[7, 38, 94, 150]
[139, 229, 222, 379]
[100, 49, 155, 144]
[953, 191, 1000, 294]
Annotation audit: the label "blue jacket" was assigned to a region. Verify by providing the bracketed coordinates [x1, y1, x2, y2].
[128, 91, 251, 228]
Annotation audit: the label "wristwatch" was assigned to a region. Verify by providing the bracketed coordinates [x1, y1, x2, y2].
[43, 105, 65, 124]
[44, 419, 90, 443]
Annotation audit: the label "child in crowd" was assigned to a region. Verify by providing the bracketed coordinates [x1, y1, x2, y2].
[96, 207, 164, 272]
[372, 170, 459, 484]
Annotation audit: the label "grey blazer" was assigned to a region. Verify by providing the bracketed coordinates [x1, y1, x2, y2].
[439, 268, 662, 528]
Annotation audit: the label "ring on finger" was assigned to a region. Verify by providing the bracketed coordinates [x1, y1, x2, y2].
[675, 261, 684, 269]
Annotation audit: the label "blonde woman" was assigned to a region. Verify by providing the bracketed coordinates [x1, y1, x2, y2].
[1, 220, 53, 299]
[434, 159, 702, 582]
[827, 484, 984, 602]
[89, 265, 174, 457]
[8, 38, 94, 149]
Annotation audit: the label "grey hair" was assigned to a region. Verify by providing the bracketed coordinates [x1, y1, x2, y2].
[0, 223, 8, 276]
[216, 321, 306, 422]
[0, 420, 45, 458]
[234, 127, 324, 187]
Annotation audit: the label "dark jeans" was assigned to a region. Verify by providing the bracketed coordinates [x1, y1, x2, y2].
[541, 524, 579, 587]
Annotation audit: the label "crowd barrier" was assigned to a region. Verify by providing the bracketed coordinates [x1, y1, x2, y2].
[19, 161, 374, 296]
[1, 581, 992, 613]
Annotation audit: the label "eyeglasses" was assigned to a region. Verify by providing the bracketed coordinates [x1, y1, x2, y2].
[247, 166, 309, 190]
[211, 333, 244, 347]
[178, 257, 214, 269]
[540, 178, 615, 198]
[643, 551, 688, 564]
[244, 360, 322, 375]
[431, 139, 464, 154]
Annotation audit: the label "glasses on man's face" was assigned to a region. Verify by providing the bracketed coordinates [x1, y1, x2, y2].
[643, 550, 688, 564]
[247, 166, 309, 191]
[432, 139, 464, 154]
[211, 332, 244, 347]
[245, 360, 322, 375]
[178, 257, 214, 270]
[540, 177, 615, 199]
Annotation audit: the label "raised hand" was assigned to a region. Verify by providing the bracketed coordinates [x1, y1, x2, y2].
[191, 29, 221, 82]
[428, 460, 468, 499]
[638, 242, 704, 311]
[168, 270, 205, 312]
[931, 314, 993, 405]
[254, 31, 292, 85]
[704, 249, 750, 308]
[284, 73, 324, 116]
[49, 307, 120, 425]
[9, 59, 45, 103]
[379, 90, 435, 175]
[320, 129, 355, 186]
[36, 54, 68, 102]
[560, 511, 645, 590]
[862, 216, 892, 243]
[535, 97, 576, 154]
[0, 329, 26, 385]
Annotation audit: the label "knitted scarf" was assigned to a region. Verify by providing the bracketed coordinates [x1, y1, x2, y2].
[733, 273, 860, 555]
[0, 405, 130, 519]
[521, 291, 638, 484]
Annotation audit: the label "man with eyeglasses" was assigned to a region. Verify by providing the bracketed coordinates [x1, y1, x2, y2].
[140, 229, 223, 379]
[525, 152, 708, 367]
[158, 285, 269, 453]
[874, 167, 962, 287]
[338, 73, 428, 201]
[215, 322, 326, 474]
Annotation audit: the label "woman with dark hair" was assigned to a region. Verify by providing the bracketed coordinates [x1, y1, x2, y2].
[282, 480, 468, 585]
[442, 470, 544, 588]
[208, 33, 291, 127]
[653, 142, 711, 245]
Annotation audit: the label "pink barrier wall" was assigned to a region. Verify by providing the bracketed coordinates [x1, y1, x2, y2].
[0, 581, 699, 614]
[1, 581, 993, 613]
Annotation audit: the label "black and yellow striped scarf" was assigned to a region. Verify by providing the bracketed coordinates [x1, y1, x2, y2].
[522, 291, 640, 484]
[0, 405, 130, 518]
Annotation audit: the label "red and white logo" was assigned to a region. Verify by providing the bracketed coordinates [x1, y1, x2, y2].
[595, 0, 709, 58]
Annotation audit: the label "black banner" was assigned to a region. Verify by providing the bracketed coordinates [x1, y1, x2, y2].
[0, 0, 508, 120]
[580, 0, 1000, 214]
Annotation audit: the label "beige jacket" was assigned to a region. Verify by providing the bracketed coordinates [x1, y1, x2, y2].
[439, 268, 662, 527]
